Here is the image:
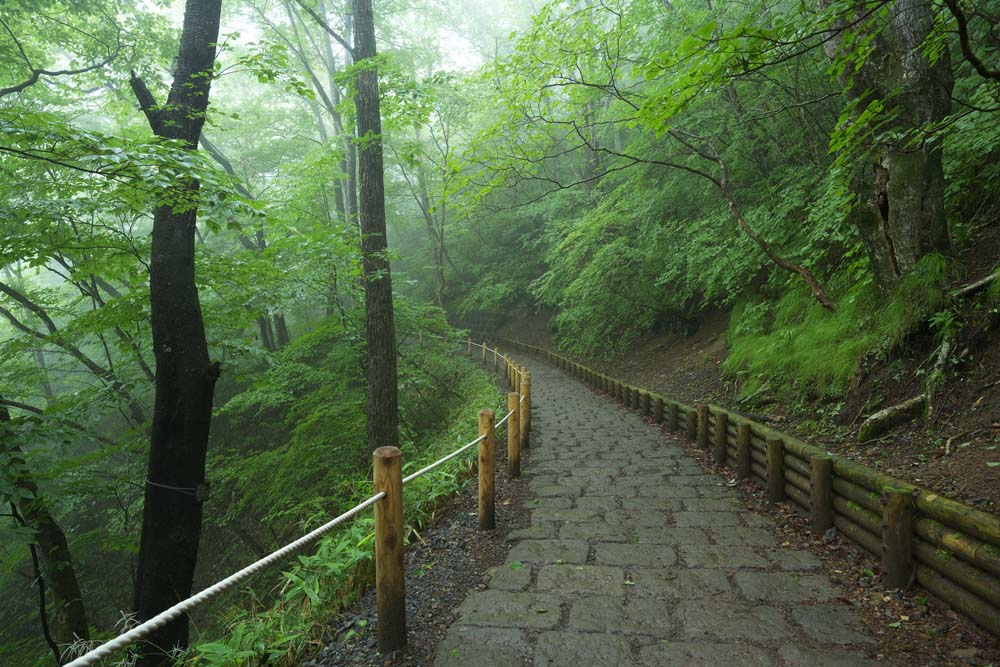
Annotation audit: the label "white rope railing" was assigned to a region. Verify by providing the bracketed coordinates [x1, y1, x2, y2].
[68, 331, 526, 666]
[402, 434, 486, 484]
[64, 492, 386, 667]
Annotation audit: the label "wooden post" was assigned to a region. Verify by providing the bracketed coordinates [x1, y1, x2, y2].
[467, 336, 472, 355]
[766, 438, 785, 503]
[507, 392, 521, 478]
[882, 488, 915, 588]
[494, 348, 498, 372]
[373, 446, 406, 652]
[641, 392, 651, 417]
[482, 341, 487, 364]
[736, 423, 751, 480]
[520, 371, 531, 449]
[685, 409, 698, 441]
[667, 402, 679, 431]
[697, 404, 709, 449]
[713, 411, 728, 464]
[478, 410, 496, 530]
[810, 455, 833, 535]
[418, 333, 423, 346]
[653, 397, 664, 423]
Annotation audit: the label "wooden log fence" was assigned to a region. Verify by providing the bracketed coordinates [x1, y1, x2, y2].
[496, 337, 1000, 637]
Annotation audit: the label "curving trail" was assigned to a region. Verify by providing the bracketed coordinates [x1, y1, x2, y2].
[434, 355, 887, 667]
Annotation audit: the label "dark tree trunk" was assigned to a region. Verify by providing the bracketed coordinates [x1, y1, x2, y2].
[274, 313, 291, 348]
[354, 0, 399, 454]
[1, 403, 90, 651]
[128, 0, 223, 663]
[257, 315, 275, 352]
[825, 0, 953, 291]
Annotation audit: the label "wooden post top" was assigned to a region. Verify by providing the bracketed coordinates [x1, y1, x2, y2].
[373, 446, 402, 460]
[479, 408, 495, 419]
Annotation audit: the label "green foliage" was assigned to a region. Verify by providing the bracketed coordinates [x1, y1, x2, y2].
[726, 254, 955, 400]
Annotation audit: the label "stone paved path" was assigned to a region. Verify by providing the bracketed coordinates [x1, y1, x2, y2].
[434, 357, 886, 667]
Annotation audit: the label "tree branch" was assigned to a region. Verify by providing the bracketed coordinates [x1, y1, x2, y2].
[293, 0, 354, 55]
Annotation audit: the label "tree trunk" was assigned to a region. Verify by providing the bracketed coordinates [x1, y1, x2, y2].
[128, 0, 223, 663]
[354, 0, 400, 454]
[274, 313, 291, 348]
[257, 315, 275, 351]
[1, 403, 90, 651]
[825, 0, 953, 290]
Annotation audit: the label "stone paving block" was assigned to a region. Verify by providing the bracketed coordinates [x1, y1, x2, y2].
[434, 626, 531, 667]
[696, 485, 737, 498]
[791, 605, 873, 645]
[487, 562, 533, 591]
[559, 521, 629, 542]
[526, 496, 574, 510]
[678, 544, 770, 569]
[778, 645, 880, 666]
[568, 595, 624, 631]
[534, 631, 635, 667]
[531, 508, 600, 523]
[604, 509, 671, 528]
[507, 523, 558, 541]
[768, 549, 822, 571]
[623, 597, 676, 636]
[633, 526, 710, 546]
[681, 498, 739, 512]
[531, 485, 583, 498]
[644, 484, 700, 498]
[455, 590, 561, 628]
[594, 542, 677, 567]
[536, 564, 625, 595]
[622, 497, 682, 512]
[710, 526, 779, 546]
[742, 512, 776, 528]
[674, 511, 741, 527]
[573, 496, 620, 511]
[734, 572, 835, 602]
[677, 601, 792, 642]
[667, 475, 721, 486]
[638, 642, 777, 667]
[628, 568, 733, 599]
[508, 539, 589, 564]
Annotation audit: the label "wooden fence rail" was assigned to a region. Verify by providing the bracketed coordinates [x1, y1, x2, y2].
[497, 337, 1000, 637]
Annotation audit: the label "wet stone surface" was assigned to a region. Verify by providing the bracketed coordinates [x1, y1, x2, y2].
[423, 357, 888, 666]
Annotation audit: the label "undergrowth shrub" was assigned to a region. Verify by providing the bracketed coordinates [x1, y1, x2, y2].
[177, 320, 504, 667]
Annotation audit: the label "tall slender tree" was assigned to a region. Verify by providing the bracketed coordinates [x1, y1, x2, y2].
[128, 0, 223, 662]
[353, 0, 400, 453]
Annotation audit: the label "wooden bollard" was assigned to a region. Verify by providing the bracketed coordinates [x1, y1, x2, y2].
[373, 446, 406, 652]
[519, 371, 531, 449]
[697, 404, 709, 449]
[467, 336, 472, 355]
[766, 438, 786, 503]
[507, 392, 521, 478]
[810, 455, 833, 535]
[631, 388, 640, 411]
[641, 392, 651, 417]
[882, 488, 915, 588]
[736, 424, 751, 479]
[653, 397, 664, 423]
[494, 348, 498, 372]
[685, 409, 698, 441]
[713, 411, 728, 464]
[482, 341, 487, 364]
[667, 402, 679, 431]
[478, 410, 496, 530]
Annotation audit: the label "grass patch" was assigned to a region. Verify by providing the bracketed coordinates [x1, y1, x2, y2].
[725, 253, 953, 401]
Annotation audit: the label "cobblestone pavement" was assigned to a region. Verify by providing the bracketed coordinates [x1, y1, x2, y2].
[434, 357, 888, 667]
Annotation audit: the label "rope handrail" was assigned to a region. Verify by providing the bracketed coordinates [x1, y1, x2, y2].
[64, 492, 387, 667]
[402, 433, 486, 484]
[68, 331, 529, 665]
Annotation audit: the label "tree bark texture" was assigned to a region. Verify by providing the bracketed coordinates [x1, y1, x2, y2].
[826, 0, 953, 290]
[1, 403, 90, 651]
[354, 0, 400, 453]
[129, 0, 223, 663]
